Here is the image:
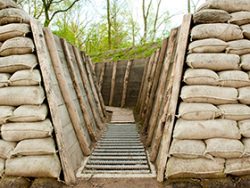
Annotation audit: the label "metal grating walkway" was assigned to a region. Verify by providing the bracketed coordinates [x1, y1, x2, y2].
[77, 123, 155, 178]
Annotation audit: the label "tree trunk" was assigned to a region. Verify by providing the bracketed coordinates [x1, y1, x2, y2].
[107, 0, 112, 49]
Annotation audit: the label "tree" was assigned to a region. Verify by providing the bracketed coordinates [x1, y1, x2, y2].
[142, 0, 152, 43]
[107, 0, 112, 49]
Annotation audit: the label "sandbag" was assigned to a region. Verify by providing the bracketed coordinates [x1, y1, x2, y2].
[178, 102, 221, 120]
[0, 23, 30, 42]
[180, 85, 238, 105]
[0, 8, 30, 25]
[238, 87, 250, 104]
[12, 138, 56, 156]
[9, 69, 41, 86]
[0, 0, 19, 9]
[229, 11, 250, 26]
[166, 157, 225, 179]
[183, 68, 219, 86]
[0, 106, 14, 124]
[186, 53, 240, 71]
[218, 104, 250, 120]
[0, 37, 34, 56]
[225, 157, 250, 176]
[0, 73, 10, 87]
[5, 155, 61, 178]
[218, 70, 250, 88]
[205, 138, 244, 159]
[8, 104, 48, 122]
[201, 0, 250, 13]
[193, 9, 231, 24]
[0, 158, 4, 176]
[173, 119, 240, 140]
[0, 139, 16, 159]
[239, 120, 250, 137]
[191, 24, 243, 41]
[242, 138, 250, 156]
[241, 24, 250, 39]
[0, 54, 37, 73]
[0, 86, 45, 106]
[1, 119, 53, 141]
[240, 54, 250, 70]
[226, 39, 250, 55]
[188, 38, 228, 53]
[169, 139, 206, 159]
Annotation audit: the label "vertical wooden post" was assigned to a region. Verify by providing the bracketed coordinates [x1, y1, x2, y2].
[109, 61, 117, 106]
[99, 62, 106, 91]
[121, 60, 133, 107]
[156, 14, 192, 182]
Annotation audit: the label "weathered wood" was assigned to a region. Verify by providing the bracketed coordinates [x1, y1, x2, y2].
[121, 60, 133, 107]
[99, 62, 106, 91]
[30, 19, 77, 185]
[73, 47, 104, 129]
[44, 28, 92, 156]
[61, 39, 97, 142]
[146, 29, 178, 146]
[156, 14, 192, 182]
[109, 61, 117, 106]
[142, 38, 169, 133]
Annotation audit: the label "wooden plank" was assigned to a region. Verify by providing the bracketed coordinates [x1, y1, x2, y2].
[155, 14, 192, 182]
[146, 29, 178, 146]
[99, 62, 106, 91]
[109, 61, 117, 106]
[73, 47, 104, 129]
[61, 39, 97, 142]
[30, 19, 77, 185]
[142, 38, 169, 133]
[121, 60, 133, 107]
[44, 28, 91, 156]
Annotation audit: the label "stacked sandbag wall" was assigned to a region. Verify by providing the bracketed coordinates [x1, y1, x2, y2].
[166, 0, 250, 179]
[0, 1, 61, 180]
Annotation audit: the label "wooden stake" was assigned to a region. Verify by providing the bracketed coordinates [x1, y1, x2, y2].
[31, 19, 76, 184]
[121, 60, 133, 107]
[145, 28, 178, 146]
[61, 39, 97, 142]
[99, 62, 106, 91]
[156, 14, 192, 182]
[109, 61, 117, 106]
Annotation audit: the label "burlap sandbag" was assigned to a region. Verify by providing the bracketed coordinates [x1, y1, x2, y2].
[1, 119, 53, 141]
[0, 8, 30, 25]
[218, 70, 250, 88]
[173, 119, 240, 140]
[188, 38, 228, 53]
[178, 102, 221, 120]
[229, 11, 250, 26]
[0, 106, 14, 124]
[0, 37, 34, 56]
[0, 158, 4, 176]
[169, 139, 206, 159]
[12, 138, 56, 156]
[180, 85, 238, 105]
[0, 0, 19, 9]
[5, 155, 61, 178]
[0, 86, 44, 106]
[240, 54, 250, 70]
[225, 157, 250, 176]
[226, 39, 250, 55]
[186, 53, 240, 71]
[8, 104, 48, 122]
[0, 139, 16, 159]
[238, 87, 250, 104]
[0, 23, 30, 42]
[218, 104, 250, 120]
[193, 9, 231, 24]
[9, 69, 41, 86]
[205, 138, 244, 159]
[239, 120, 250, 138]
[200, 0, 250, 13]
[241, 24, 250, 39]
[183, 68, 219, 86]
[191, 24, 243, 41]
[242, 138, 250, 156]
[0, 73, 10, 87]
[166, 157, 225, 179]
[0, 54, 37, 73]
